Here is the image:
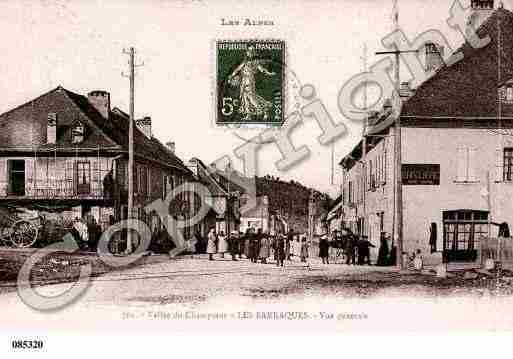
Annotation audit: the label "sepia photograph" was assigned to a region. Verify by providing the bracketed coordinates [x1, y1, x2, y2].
[1, 0, 513, 357]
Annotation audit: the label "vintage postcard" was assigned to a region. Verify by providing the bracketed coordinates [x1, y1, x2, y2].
[2, 0, 513, 357]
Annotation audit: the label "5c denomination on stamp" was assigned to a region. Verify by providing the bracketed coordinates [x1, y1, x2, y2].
[216, 40, 285, 125]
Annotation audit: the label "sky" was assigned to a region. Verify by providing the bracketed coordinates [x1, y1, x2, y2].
[0, 0, 510, 197]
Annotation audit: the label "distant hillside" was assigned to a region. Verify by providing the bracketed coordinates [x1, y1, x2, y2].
[255, 175, 331, 233]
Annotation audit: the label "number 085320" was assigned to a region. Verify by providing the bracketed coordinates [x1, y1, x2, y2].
[11, 339, 44, 350]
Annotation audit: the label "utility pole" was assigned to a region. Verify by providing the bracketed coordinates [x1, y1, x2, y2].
[361, 44, 368, 237]
[122, 47, 144, 254]
[374, 0, 416, 269]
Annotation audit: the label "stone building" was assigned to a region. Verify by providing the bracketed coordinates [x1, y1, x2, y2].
[0, 86, 193, 238]
[338, 3, 513, 266]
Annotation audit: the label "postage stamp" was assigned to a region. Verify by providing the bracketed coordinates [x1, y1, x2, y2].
[215, 40, 285, 125]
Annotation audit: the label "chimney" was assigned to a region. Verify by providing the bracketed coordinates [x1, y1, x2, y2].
[425, 42, 445, 74]
[46, 112, 57, 144]
[467, 0, 494, 34]
[166, 141, 175, 154]
[135, 116, 152, 138]
[87, 90, 110, 119]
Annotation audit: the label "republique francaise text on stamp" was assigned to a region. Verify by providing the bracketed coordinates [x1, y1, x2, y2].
[216, 40, 285, 125]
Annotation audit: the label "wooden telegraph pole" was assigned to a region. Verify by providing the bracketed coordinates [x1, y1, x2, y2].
[374, 0, 417, 269]
[122, 47, 143, 254]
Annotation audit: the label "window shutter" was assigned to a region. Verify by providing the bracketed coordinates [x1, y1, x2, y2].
[65, 159, 74, 196]
[0, 159, 6, 196]
[92, 160, 99, 182]
[468, 147, 478, 182]
[496, 148, 504, 182]
[25, 159, 34, 195]
[384, 150, 387, 184]
[456, 147, 467, 182]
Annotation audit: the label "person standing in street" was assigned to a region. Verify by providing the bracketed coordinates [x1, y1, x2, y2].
[319, 234, 330, 264]
[300, 237, 309, 263]
[254, 228, 263, 263]
[217, 230, 228, 259]
[286, 229, 293, 261]
[238, 231, 245, 259]
[345, 233, 356, 265]
[259, 232, 271, 263]
[274, 234, 285, 267]
[376, 232, 390, 266]
[243, 228, 251, 259]
[356, 235, 375, 265]
[229, 231, 239, 261]
[207, 228, 217, 261]
[248, 228, 257, 262]
[87, 216, 101, 252]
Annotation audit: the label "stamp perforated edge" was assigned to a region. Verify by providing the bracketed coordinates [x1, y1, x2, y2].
[211, 38, 289, 131]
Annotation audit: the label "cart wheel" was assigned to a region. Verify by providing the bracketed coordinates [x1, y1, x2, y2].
[10, 220, 38, 248]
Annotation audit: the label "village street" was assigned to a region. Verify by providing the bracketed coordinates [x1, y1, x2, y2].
[2, 254, 513, 331]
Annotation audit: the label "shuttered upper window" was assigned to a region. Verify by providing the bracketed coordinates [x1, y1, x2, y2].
[455, 147, 478, 183]
[504, 148, 513, 182]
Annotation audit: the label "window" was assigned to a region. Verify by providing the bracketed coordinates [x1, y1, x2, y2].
[47, 113, 57, 144]
[504, 148, 513, 181]
[368, 160, 373, 191]
[348, 181, 353, 204]
[76, 161, 91, 195]
[456, 147, 478, 182]
[8, 160, 25, 196]
[443, 210, 488, 261]
[147, 167, 151, 197]
[162, 175, 168, 199]
[72, 124, 84, 144]
[507, 87, 513, 102]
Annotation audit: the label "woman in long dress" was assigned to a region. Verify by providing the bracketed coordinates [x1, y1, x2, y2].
[228, 46, 276, 122]
[259, 233, 271, 263]
[300, 238, 309, 263]
[206, 228, 217, 261]
[217, 230, 229, 258]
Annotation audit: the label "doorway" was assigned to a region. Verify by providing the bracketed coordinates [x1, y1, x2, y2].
[8, 160, 25, 196]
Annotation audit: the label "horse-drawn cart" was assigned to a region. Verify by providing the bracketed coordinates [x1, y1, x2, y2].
[0, 207, 42, 248]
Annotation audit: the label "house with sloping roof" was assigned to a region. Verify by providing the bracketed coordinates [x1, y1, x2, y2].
[0, 86, 194, 239]
[338, 2, 513, 267]
[186, 158, 244, 237]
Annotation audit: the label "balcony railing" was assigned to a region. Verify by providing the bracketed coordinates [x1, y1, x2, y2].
[0, 179, 105, 199]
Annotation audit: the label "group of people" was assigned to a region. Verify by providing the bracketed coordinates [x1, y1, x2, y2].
[317, 229, 396, 266]
[200, 227, 397, 267]
[69, 215, 103, 251]
[204, 228, 310, 267]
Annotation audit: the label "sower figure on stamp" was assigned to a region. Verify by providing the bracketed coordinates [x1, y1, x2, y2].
[228, 46, 275, 122]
